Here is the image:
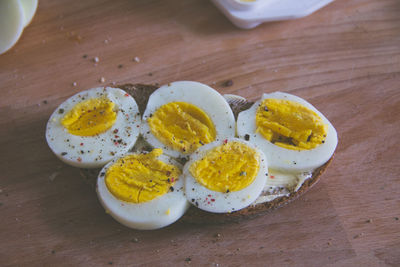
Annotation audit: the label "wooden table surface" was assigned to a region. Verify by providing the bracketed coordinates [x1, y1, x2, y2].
[1, 0, 399, 266]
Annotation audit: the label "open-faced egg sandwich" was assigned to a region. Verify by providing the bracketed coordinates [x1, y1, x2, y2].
[46, 81, 337, 229]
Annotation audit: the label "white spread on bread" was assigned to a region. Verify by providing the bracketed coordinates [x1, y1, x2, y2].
[252, 170, 313, 205]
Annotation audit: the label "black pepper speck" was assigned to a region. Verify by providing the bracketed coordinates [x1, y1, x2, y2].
[223, 80, 233, 87]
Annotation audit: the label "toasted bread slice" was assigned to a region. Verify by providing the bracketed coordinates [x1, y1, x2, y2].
[82, 83, 332, 223]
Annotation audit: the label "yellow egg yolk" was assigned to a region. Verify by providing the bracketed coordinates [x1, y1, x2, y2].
[147, 102, 216, 154]
[255, 99, 328, 150]
[189, 141, 260, 192]
[105, 149, 181, 203]
[61, 98, 117, 136]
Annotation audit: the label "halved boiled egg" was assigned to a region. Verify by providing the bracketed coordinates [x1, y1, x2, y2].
[184, 138, 268, 213]
[141, 81, 236, 159]
[46, 87, 141, 168]
[237, 92, 338, 172]
[97, 149, 189, 230]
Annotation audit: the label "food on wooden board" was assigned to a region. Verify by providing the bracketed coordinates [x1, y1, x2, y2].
[45, 81, 337, 229]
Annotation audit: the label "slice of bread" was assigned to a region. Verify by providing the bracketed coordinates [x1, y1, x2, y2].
[82, 83, 332, 223]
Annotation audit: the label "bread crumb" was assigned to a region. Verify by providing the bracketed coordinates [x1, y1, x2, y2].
[72, 82, 77, 87]
[353, 233, 364, 239]
[93, 57, 99, 63]
[133, 56, 140, 63]
[49, 172, 59, 181]
[100, 77, 106, 83]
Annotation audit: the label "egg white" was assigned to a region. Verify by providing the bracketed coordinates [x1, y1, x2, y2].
[97, 153, 190, 230]
[183, 138, 268, 213]
[46, 87, 141, 168]
[237, 92, 338, 172]
[141, 81, 236, 159]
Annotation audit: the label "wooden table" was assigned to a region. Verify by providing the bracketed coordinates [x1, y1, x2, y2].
[1, 0, 399, 266]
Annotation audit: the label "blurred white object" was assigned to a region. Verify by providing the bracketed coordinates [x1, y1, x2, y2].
[20, 0, 39, 27]
[0, 0, 24, 55]
[0, 0, 38, 55]
[211, 0, 334, 29]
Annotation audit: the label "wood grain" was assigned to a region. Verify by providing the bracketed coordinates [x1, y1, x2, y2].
[1, 0, 399, 266]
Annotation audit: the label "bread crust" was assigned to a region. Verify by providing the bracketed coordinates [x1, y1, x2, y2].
[82, 83, 333, 223]
[181, 157, 332, 223]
